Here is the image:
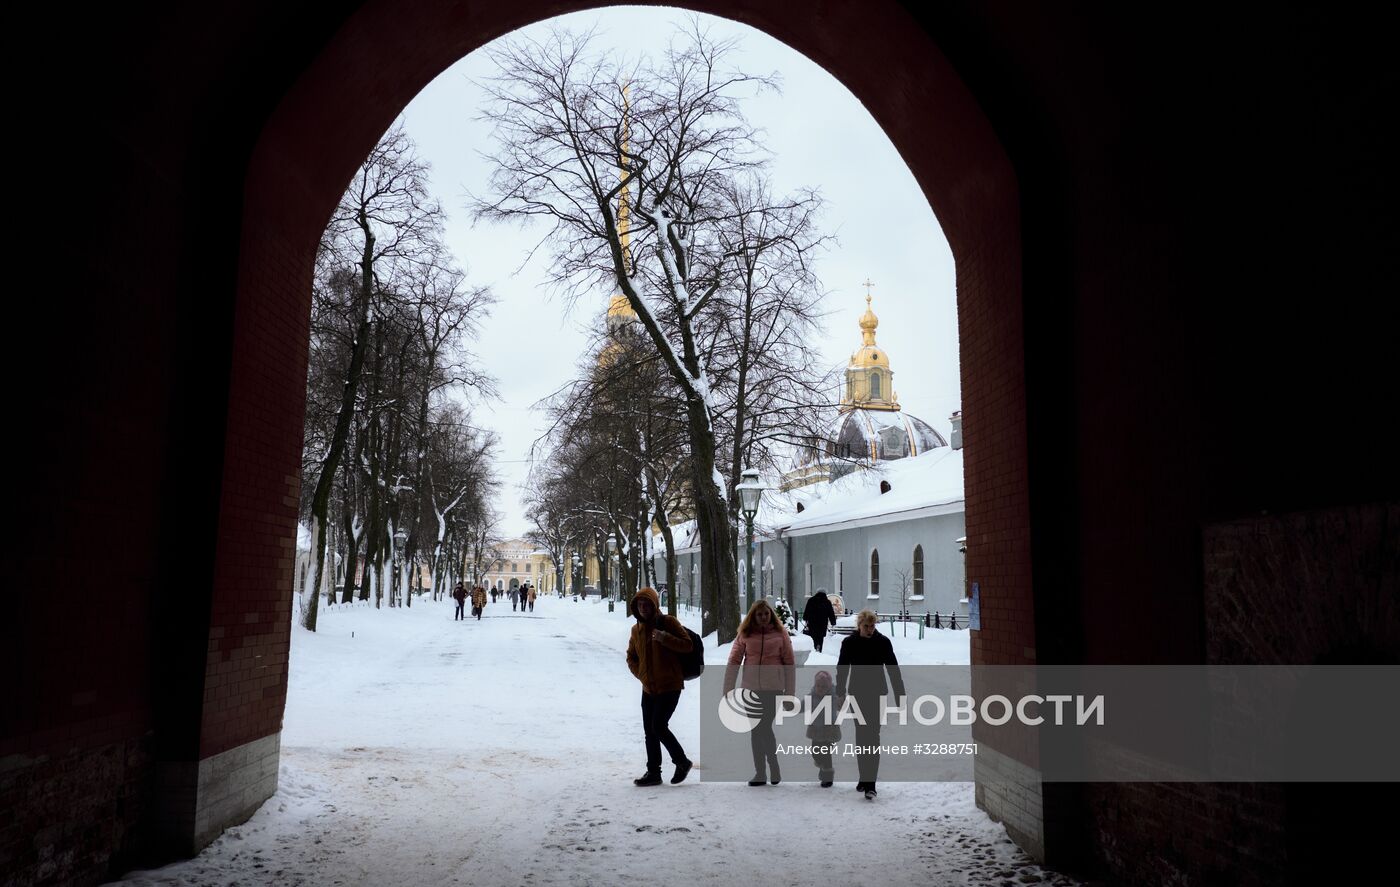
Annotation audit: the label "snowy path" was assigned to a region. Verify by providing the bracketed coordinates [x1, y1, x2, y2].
[110, 596, 1083, 887]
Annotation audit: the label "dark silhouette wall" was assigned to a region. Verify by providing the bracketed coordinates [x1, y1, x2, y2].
[9, 2, 1395, 885]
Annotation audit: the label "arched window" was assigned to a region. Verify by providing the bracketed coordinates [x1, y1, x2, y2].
[869, 549, 880, 598]
[913, 545, 925, 598]
[804, 563, 813, 597]
[763, 556, 774, 595]
[870, 372, 882, 398]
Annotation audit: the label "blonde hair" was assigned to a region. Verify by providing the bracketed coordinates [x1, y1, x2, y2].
[856, 608, 878, 627]
[738, 599, 779, 636]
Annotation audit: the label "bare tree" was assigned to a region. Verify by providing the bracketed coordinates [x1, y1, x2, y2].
[891, 566, 912, 637]
[300, 124, 496, 625]
[477, 23, 831, 642]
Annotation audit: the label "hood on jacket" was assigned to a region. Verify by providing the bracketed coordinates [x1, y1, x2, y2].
[630, 586, 661, 620]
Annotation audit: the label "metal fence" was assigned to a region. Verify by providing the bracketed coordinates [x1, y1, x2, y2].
[829, 610, 967, 637]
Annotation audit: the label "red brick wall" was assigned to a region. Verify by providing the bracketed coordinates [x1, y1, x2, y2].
[14, 2, 1395, 885]
[197, 219, 308, 761]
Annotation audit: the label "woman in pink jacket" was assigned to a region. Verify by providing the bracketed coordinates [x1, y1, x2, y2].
[723, 599, 796, 785]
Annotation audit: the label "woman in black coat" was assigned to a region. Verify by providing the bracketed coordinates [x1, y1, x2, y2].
[835, 609, 906, 799]
[802, 589, 838, 652]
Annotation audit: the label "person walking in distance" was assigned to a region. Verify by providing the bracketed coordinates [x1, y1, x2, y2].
[836, 609, 906, 800]
[723, 599, 796, 786]
[803, 588, 838, 653]
[527, 584, 537, 612]
[626, 587, 694, 787]
[452, 582, 468, 621]
[471, 584, 486, 620]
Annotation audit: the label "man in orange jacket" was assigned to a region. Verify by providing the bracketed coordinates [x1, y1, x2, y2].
[626, 587, 694, 786]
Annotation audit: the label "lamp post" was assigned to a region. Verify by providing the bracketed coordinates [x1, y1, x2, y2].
[605, 536, 615, 599]
[736, 467, 763, 607]
[605, 537, 618, 611]
[393, 526, 408, 607]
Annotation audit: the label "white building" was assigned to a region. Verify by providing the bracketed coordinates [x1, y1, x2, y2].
[652, 294, 968, 624]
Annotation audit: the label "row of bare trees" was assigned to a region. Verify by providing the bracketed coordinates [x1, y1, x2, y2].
[493, 23, 839, 643]
[299, 124, 499, 631]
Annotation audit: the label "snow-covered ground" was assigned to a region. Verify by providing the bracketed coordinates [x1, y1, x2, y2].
[109, 595, 1082, 886]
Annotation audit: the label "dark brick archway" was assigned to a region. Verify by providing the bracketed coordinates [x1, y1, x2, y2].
[12, 2, 1395, 885]
[228, 0, 1035, 857]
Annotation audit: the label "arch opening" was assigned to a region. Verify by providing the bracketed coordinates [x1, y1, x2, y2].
[199, 0, 1031, 875]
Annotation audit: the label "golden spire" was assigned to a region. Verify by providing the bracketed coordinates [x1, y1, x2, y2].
[842, 284, 899, 411]
[858, 289, 879, 345]
[608, 83, 638, 325]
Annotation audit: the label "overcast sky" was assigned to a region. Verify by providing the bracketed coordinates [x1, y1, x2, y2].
[396, 6, 959, 540]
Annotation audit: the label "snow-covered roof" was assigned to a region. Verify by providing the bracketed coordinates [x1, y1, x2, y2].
[649, 448, 964, 552]
[763, 446, 964, 537]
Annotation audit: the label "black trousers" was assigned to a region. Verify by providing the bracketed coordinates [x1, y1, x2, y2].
[641, 690, 686, 772]
[749, 690, 780, 773]
[455, 600, 465, 619]
[811, 631, 826, 652]
[854, 693, 883, 785]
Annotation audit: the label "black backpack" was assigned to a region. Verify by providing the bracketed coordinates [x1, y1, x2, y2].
[678, 627, 705, 680]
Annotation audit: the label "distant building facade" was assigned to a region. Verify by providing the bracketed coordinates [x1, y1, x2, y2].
[482, 538, 544, 592]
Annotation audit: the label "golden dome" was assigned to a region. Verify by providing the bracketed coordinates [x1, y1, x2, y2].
[850, 294, 886, 367]
[858, 294, 879, 343]
[850, 344, 889, 369]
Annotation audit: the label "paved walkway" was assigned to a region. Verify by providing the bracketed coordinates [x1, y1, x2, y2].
[110, 596, 1083, 887]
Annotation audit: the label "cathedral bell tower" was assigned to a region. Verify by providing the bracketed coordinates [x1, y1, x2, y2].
[841, 288, 900, 412]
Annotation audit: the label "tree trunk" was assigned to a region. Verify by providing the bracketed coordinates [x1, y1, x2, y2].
[302, 217, 376, 632]
[340, 450, 360, 604]
[684, 391, 739, 642]
[366, 425, 384, 609]
[653, 491, 678, 620]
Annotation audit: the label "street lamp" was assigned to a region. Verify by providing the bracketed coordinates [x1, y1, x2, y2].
[605, 537, 617, 610]
[393, 527, 408, 604]
[736, 467, 764, 606]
